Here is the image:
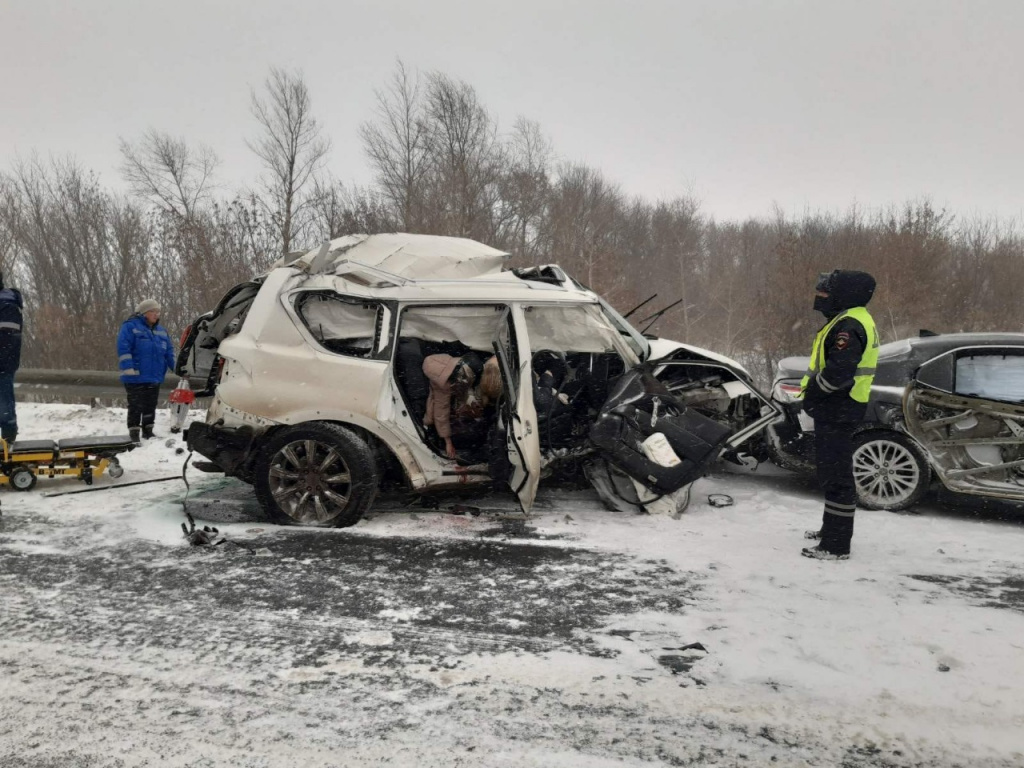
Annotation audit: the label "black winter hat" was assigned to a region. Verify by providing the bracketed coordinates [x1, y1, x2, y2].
[814, 270, 876, 317]
[461, 351, 486, 383]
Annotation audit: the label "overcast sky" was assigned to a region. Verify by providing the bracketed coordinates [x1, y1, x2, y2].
[2, 0, 1022, 222]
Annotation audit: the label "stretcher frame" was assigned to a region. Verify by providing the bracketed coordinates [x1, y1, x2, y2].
[0, 436, 136, 491]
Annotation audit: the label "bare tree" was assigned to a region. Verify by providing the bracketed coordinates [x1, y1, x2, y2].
[498, 117, 554, 260]
[4, 156, 149, 368]
[359, 61, 431, 231]
[119, 130, 219, 219]
[5, 61, 1024, 378]
[0, 176, 18, 281]
[545, 163, 625, 298]
[305, 176, 396, 242]
[420, 71, 505, 240]
[248, 67, 332, 254]
[647, 197, 705, 343]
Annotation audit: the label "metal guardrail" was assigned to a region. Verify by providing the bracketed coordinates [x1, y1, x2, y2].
[13, 369, 190, 405]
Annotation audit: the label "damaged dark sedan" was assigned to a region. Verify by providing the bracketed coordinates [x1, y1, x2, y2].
[768, 331, 1024, 510]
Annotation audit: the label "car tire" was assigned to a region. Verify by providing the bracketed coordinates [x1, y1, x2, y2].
[852, 431, 929, 511]
[254, 422, 379, 527]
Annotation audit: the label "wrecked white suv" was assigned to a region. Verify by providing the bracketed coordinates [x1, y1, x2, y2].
[180, 233, 779, 526]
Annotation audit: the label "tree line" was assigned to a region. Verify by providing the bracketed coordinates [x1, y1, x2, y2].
[2, 63, 1022, 384]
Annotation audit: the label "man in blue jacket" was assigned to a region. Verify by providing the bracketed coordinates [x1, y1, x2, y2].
[118, 299, 176, 443]
[0, 272, 24, 445]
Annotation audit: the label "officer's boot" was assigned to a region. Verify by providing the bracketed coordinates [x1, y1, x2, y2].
[129, 426, 142, 445]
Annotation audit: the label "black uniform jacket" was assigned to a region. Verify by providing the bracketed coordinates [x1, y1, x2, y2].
[802, 315, 869, 424]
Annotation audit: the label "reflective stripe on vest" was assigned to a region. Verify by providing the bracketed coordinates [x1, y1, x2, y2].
[799, 306, 879, 403]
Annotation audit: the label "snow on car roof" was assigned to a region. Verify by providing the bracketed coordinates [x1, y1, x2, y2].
[279, 233, 510, 280]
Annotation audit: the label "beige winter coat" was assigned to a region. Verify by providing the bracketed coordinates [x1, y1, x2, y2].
[422, 354, 463, 439]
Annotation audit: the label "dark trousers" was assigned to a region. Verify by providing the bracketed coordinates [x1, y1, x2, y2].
[814, 420, 858, 554]
[125, 383, 161, 431]
[0, 371, 16, 442]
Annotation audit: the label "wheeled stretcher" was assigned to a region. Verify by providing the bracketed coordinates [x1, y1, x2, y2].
[1, 436, 136, 491]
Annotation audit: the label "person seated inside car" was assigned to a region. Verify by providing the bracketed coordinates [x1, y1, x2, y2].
[423, 353, 501, 459]
[532, 349, 585, 449]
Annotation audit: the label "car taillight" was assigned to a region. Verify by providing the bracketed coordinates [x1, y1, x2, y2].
[179, 325, 192, 349]
[773, 381, 804, 403]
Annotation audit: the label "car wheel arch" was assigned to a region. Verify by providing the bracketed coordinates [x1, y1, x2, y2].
[853, 425, 932, 470]
[324, 420, 412, 491]
[258, 418, 414, 492]
[267, 408, 424, 482]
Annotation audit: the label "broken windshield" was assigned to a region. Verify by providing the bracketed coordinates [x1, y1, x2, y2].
[596, 298, 649, 361]
[523, 303, 640, 364]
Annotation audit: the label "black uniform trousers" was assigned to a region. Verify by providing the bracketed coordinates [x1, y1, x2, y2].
[124, 383, 161, 431]
[814, 420, 858, 555]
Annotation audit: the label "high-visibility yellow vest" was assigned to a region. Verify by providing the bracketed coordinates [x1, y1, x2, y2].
[799, 306, 879, 403]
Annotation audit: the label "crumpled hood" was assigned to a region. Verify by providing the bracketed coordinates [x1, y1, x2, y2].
[815, 270, 876, 317]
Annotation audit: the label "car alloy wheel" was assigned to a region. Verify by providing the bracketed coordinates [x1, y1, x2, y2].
[853, 433, 928, 511]
[255, 422, 379, 527]
[268, 439, 354, 523]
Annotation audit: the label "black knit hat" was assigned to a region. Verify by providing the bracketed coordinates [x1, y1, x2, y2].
[461, 351, 486, 383]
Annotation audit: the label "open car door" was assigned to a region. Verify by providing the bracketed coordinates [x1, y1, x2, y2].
[589, 367, 738, 496]
[492, 306, 541, 513]
[176, 280, 262, 396]
[904, 345, 1024, 501]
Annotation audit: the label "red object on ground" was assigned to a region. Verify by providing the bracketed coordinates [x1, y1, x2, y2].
[169, 380, 196, 405]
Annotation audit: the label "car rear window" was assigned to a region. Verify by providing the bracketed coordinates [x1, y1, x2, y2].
[296, 293, 380, 359]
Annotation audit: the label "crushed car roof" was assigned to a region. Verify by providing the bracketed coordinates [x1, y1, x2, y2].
[271, 233, 601, 304]
[277, 233, 510, 280]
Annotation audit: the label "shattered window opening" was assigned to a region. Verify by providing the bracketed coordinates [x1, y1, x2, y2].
[296, 293, 380, 359]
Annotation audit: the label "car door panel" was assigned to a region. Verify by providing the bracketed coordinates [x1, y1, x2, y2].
[492, 307, 541, 512]
[904, 345, 1024, 501]
[589, 368, 732, 494]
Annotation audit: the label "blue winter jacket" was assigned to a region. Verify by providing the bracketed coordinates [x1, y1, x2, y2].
[0, 288, 23, 375]
[117, 314, 176, 385]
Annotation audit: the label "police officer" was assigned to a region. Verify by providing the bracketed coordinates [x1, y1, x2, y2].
[799, 269, 878, 560]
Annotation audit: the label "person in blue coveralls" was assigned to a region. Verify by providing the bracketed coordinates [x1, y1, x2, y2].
[117, 299, 176, 443]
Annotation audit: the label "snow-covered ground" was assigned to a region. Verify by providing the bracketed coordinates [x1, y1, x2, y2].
[2, 403, 1023, 767]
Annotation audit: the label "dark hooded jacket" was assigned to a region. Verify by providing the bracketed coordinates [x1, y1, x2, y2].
[803, 270, 877, 423]
[0, 286, 24, 375]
